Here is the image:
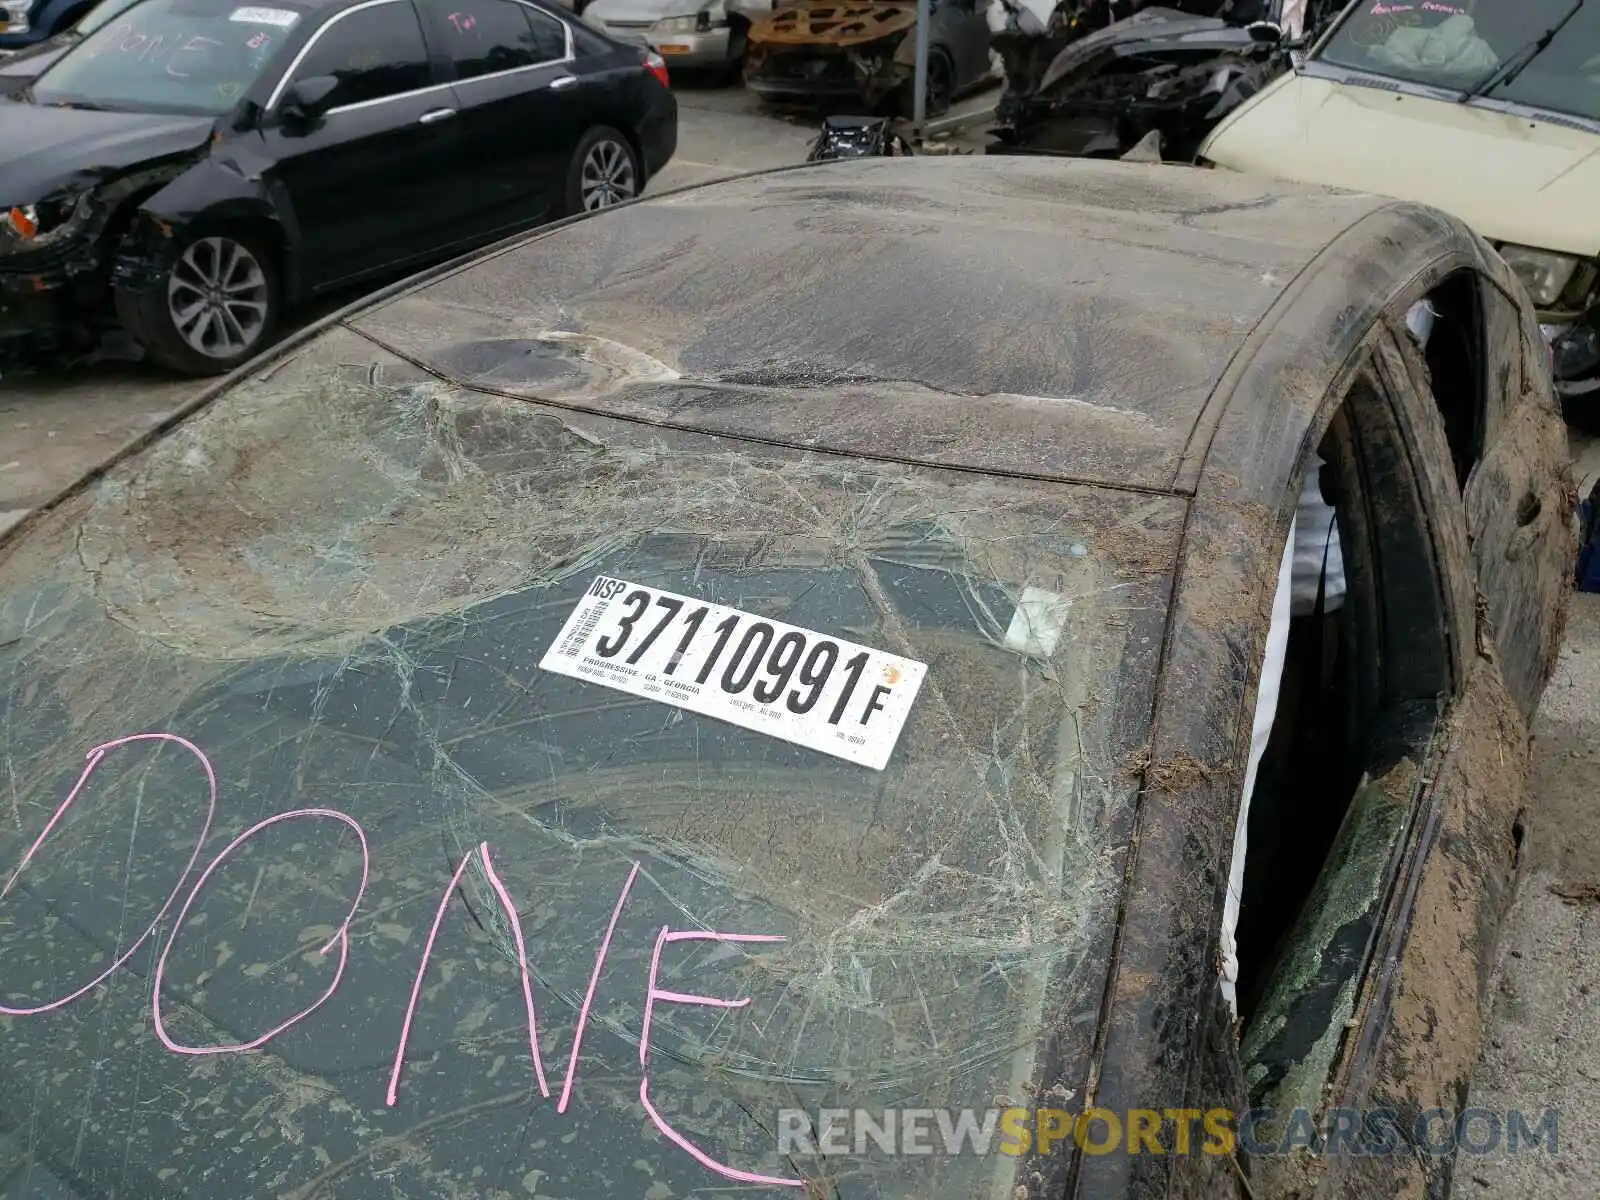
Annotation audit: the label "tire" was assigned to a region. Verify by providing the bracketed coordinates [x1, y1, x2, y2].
[115, 227, 279, 376]
[564, 126, 642, 216]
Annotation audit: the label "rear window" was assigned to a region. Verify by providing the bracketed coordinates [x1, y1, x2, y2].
[34, 0, 304, 114]
[0, 331, 1178, 1197]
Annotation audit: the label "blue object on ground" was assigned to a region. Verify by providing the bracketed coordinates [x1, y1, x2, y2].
[1580, 478, 1600, 593]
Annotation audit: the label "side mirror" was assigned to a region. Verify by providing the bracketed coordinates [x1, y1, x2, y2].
[279, 75, 339, 128]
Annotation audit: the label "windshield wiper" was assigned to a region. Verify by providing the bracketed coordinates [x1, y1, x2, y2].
[1459, 0, 1586, 102]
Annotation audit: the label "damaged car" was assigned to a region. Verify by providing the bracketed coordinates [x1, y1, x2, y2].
[0, 155, 1574, 1200]
[987, 0, 1343, 157]
[581, 0, 772, 78]
[0, 0, 675, 373]
[1198, 0, 1600, 431]
[744, 0, 989, 114]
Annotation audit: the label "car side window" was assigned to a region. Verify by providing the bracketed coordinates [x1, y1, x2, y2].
[288, 1, 432, 110]
[435, 0, 562, 80]
[519, 3, 568, 61]
[1234, 356, 1460, 1105]
[1393, 269, 1487, 493]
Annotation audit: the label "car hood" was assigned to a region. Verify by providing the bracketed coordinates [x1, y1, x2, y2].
[0, 97, 214, 202]
[1199, 71, 1600, 256]
[1036, 10, 1257, 95]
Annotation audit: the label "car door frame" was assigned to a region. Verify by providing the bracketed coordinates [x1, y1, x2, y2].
[1293, 312, 1537, 1200]
[1069, 206, 1540, 1200]
[1378, 252, 1576, 727]
[255, 0, 476, 290]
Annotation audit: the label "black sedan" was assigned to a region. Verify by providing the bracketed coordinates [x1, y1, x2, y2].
[0, 0, 676, 373]
[0, 156, 1575, 1200]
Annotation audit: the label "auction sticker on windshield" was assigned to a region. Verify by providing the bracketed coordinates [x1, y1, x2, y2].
[229, 6, 300, 25]
[540, 576, 927, 770]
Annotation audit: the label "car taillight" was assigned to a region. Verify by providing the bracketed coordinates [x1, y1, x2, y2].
[642, 48, 669, 89]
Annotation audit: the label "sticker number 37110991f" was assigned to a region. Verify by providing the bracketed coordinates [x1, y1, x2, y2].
[539, 577, 929, 770]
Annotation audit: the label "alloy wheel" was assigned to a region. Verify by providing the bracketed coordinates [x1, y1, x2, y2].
[580, 139, 637, 211]
[166, 236, 270, 359]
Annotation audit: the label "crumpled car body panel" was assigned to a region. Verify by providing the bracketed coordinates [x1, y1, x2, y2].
[988, 0, 1342, 159]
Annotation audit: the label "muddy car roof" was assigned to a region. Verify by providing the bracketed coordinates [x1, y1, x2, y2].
[341, 157, 1404, 494]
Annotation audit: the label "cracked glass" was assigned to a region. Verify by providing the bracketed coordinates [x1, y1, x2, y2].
[0, 328, 1181, 1198]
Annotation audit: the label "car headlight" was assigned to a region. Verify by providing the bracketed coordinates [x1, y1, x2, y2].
[0, 192, 95, 253]
[654, 12, 702, 31]
[1498, 244, 1581, 308]
[0, 0, 30, 33]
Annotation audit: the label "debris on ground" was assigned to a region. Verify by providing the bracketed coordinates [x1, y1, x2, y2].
[1580, 477, 1600, 593]
[806, 114, 917, 159]
[1551, 881, 1600, 906]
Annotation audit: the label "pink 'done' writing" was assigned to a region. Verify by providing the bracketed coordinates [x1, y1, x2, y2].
[0, 734, 799, 1189]
[0, 733, 217, 1017]
[152, 807, 371, 1055]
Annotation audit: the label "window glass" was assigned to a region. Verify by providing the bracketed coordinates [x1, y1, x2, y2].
[75, 0, 147, 35]
[519, 3, 566, 61]
[288, 0, 431, 108]
[1318, 0, 1600, 121]
[32, 0, 304, 117]
[436, 0, 554, 79]
[569, 15, 612, 55]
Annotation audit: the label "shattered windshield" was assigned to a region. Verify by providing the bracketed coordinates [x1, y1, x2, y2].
[1318, 0, 1600, 119]
[33, 0, 300, 115]
[0, 331, 1179, 1198]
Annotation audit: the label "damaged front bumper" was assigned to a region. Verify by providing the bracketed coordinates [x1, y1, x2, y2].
[745, 2, 915, 108]
[745, 41, 903, 104]
[990, 7, 1288, 159]
[0, 234, 116, 358]
[0, 168, 188, 359]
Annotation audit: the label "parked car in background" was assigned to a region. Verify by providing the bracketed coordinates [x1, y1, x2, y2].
[986, 0, 1346, 158]
[583, 0, 773, 76]
[0, 154, 1573, 1200]
[0, 0, 676, 374]
[0, 0, 141, 81]
[1198, 0, 1600, 430]
[0, 0, 90, 53]
[745, 0, 990, 115]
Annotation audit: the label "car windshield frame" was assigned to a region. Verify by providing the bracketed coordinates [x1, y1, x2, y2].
[31, 0, 305, 116]
[1314, 0, 1600, 122]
